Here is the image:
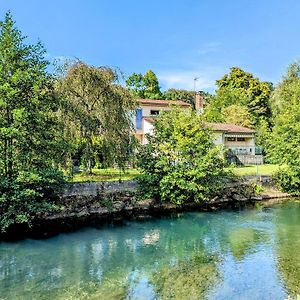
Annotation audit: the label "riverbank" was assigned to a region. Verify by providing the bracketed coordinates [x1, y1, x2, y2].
[0, 178, 293, 241]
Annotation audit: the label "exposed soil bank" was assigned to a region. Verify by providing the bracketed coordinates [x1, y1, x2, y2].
[0, 179, 292, 241]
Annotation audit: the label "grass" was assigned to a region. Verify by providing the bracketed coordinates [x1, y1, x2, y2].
[72, 164, 282, 183]
[72, 168, 141, 183]
[232, 164, 282, 176]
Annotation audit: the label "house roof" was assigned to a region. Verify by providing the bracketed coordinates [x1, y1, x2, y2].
[142, 118, 255, 134]
[206, 123, 255, 133]
[136, 99, 190, 107]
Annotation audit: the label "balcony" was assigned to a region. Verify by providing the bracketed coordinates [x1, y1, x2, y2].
[224, 145, 255, 156]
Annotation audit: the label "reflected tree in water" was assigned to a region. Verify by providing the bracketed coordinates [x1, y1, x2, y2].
[275, 202, 300, 295]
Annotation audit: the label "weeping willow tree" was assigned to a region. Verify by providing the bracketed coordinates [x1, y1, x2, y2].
[57, 61, 136, 173]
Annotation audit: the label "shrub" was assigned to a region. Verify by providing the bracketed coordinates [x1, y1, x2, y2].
[274, 166, 300, 195]
[0, 168, 65, 232]
[137, 109, 233, 204]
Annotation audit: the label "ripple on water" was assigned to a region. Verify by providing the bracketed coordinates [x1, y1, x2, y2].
[0, 200, 299, 299]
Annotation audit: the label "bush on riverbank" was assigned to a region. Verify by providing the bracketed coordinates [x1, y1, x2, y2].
[137, 109, 234, 204]
[274, 166, 300, 196]
[0, 168, 65, 232]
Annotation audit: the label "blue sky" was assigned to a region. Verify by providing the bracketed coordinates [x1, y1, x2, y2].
[1, 0, 300, 92]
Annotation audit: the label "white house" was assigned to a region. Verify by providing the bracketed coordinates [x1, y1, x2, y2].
[133, 95, 263, 164]
[207, 123, 263, 164]
[133, 98, 190, 144]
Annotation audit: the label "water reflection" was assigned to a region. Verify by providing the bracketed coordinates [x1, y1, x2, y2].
[142, 229, 160, 245]
[0, 200, 299, 299]
[275, 201, 300, 296]
[152, 253, 219, 300]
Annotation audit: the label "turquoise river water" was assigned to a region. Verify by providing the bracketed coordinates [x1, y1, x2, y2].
[0, 200, 299, 300]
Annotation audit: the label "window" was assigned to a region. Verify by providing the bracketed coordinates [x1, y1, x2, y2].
[227, 137, 236, 141]
[150, 110, 160, 116]
[136, 108, 142, 130]
[237, 137, 245, 142]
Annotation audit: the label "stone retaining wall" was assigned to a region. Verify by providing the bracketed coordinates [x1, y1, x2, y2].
[62, 176, 272, 198]
[242, 175, 272, 184]
[63, 180, 137, 197]
[1, 178, 292, 241]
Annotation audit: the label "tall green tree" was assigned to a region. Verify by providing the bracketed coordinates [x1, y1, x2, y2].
[204, 67, 272, 126]
[0, 12, 65, 232]
[221, 104, 254, 128]
[268, 62, 300, 166]
[268, 62, 300, 194]
[58, 61, 136, 173]
[203, 88, 249, 122]
[143, 70, 162, 99]
[126, 69, 163, 99]
[125, 72, 145, 98]
[270, 61, 300, 117]
[216, 67, 272, 122]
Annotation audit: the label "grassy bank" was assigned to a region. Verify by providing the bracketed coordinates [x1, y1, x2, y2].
[72, 168, 140, 182]
[71, 164, 281, 183]
[232, 164, 281, 176]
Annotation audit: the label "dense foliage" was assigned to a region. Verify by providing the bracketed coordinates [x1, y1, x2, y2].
[137, 109, 232, 204]
[0, 13, 138, 233]
[204, 68, 272, 124]
[126, 70, 163, 99]
[212, 67, 272, 125]
[221, 104, 254, 128]
[0, 13, 66, 232]
[0, 169, 65, 232]
[163, 88, 195, 104]
[268, 62, 300, 194]
[57, 61, 136, 173]
[126, 69, 212, 107]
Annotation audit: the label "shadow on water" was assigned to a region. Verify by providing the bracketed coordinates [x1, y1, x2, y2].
[0, 199, 299, 299]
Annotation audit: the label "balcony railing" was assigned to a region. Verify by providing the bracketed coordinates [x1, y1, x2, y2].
[224, 145, 255, 155]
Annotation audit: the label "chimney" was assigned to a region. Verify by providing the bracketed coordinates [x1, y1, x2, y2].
[195, 92, 204, 114]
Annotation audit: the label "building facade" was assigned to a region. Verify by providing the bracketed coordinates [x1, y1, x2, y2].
[207, 123, 263, 165]
[133, 98, 263, 164]
[133, 99, 190, 144]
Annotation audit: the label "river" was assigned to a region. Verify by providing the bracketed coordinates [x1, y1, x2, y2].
[0, 200, 299, 299]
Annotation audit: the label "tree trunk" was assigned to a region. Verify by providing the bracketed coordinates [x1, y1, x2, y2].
[85, 132, 93, 175]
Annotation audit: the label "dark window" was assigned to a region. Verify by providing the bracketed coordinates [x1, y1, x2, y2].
[227, 137, 236, 141]
[136, 108, 142, 130]
[237, 137, 245, 141]
[150, 110, 160, 116]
